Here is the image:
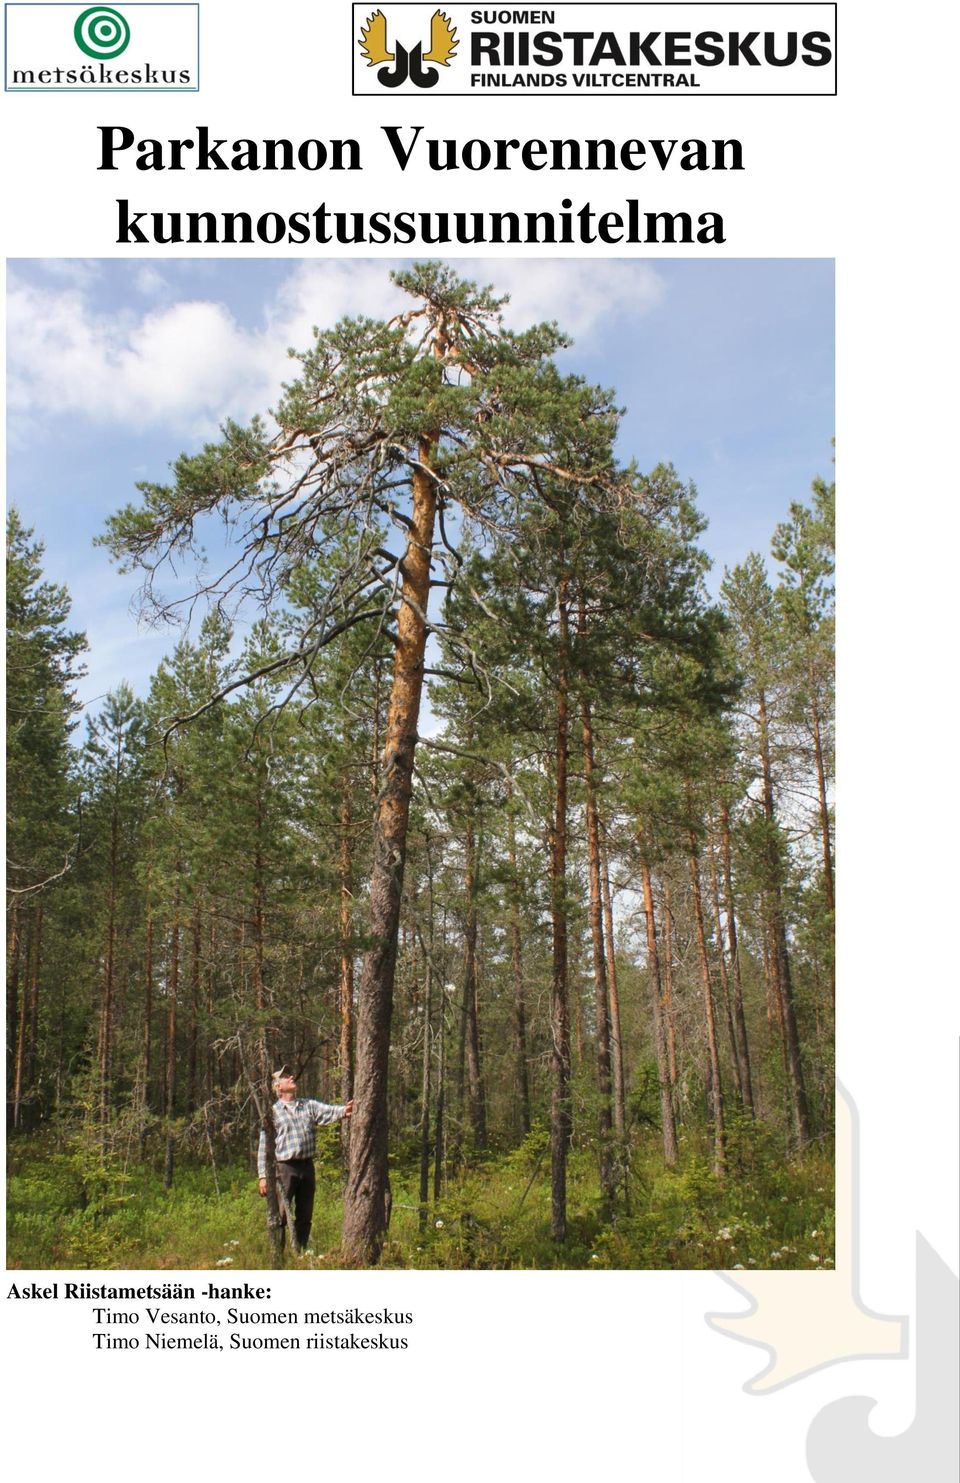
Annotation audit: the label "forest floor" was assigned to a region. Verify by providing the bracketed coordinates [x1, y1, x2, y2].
[7, 1122, 835, 1271]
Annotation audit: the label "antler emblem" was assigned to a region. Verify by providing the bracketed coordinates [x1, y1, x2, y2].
[424, 10, 458, 66]
[358, 7, 457, 86]
[359, 10, 395, 67]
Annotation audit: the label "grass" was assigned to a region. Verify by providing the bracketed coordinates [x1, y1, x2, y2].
[7, 1120, 834, 1272]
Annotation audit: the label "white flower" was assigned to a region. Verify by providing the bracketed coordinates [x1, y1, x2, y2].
[810, 1229, 820, 1238]
[590, 1254, 599, 1261]
[435, 1219, 444, 1228]
[732, 1263, 745, 1270]
[717, 1227, 733, 1240]
[808, 1254, 821, 1263]
[215, 1257, 233, 1266]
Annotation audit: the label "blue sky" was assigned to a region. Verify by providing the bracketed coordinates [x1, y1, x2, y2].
[7, 257, 833, 719]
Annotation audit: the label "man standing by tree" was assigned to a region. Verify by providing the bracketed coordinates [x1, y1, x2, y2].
[257, 1067, 353, 1253]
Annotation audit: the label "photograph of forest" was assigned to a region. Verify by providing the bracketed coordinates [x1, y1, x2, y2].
[7, 258, 835, 1270]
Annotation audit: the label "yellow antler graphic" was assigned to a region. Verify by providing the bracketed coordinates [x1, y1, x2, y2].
[359, 10, 394, 66]
[424, 9, 458, 65]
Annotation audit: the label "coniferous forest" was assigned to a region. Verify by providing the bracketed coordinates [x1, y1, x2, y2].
[7, 263, 835, 1270]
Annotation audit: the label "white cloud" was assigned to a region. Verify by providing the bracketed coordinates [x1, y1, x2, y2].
[463, 258, 664, 345]
[262, 259, 408, 345]
[8, 278, 245, 436]
[7, 258, 663, 441]
[7, 261, 407, 441]
[133, 265, 169, 297]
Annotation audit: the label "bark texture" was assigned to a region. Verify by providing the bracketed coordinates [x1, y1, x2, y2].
[581, 694, 614, 1202]
[639, 851, 678, 1167]
[549, 580, 571, 1242]
[687, 829, 725, 1177]
[342, 436, 438, 1263]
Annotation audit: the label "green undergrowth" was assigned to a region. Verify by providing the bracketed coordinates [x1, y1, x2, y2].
[7, 1123, 834, 1272]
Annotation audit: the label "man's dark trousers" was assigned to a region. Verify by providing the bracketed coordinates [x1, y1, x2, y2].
[276, 1158, 315, 1250]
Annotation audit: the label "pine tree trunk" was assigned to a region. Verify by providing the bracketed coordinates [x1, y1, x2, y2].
[720, 806, 755, 1115]
[687, 826, 725, 1176]
[205, 917, 216, 1105]
[549, 578, 572, 1242]
[187, 904, 201, 1114]
[505, 787, 531, 1138]
[775, 914, 812, 1147]
[99, 794, 120, 1139]
[757, 687, 811, 1147]
[661, 882, 678, 1090]
[639, 850, 678, 1166]
[261, 1081, 284, 1268]
[580, 692, 615, 1203]
[336, 786, 355, 1175]
[232, 968, 283, 1266]
[418, 956, 432, 1229]
[599, 829, 627, 1141]
[338, 780, 355, 1110]
[810, 681, 834, 914]
[433, 988, 445, 1204]
[809, 679, 835, 1010]
[342, 433, 439, 1264]
[708, 838, 744, 1106]
[460, 815, 487, 1150]
[761, 908, 780, 1036]
[164, 900, 180, 1190]
[139, 897, 153, 1158]
[253, 784, 268, 1076]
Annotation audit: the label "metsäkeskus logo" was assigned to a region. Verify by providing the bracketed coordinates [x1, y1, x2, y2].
[73, 7, 131, 58]
[5, 3, 199, 90]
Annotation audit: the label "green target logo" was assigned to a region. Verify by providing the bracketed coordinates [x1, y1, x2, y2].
[74, 6, 131, 59]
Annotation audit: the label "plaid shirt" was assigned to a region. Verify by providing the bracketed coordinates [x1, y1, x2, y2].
[257, 1098, 346, 1177]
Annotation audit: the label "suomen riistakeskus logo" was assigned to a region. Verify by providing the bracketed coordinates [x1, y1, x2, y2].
[5, 3, 199, 90]
[358, 7, 458, 88]
[352, 4, 836, 97]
